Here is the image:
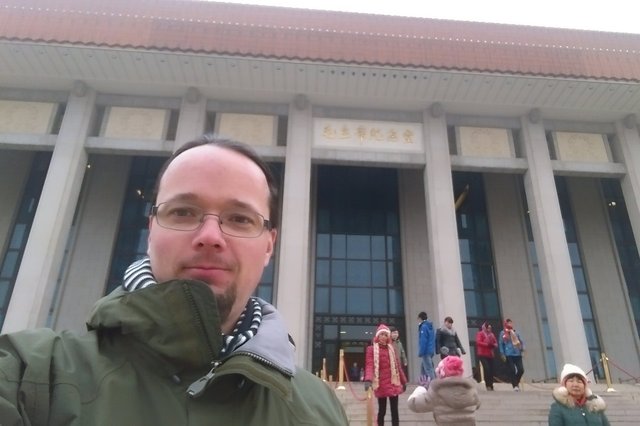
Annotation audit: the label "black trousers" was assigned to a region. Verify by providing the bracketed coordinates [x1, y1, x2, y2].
[377, 395, 399, 426]
[506, 355, 524, 387]
[478, 356, 494, 389]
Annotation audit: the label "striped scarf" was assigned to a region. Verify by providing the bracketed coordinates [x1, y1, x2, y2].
[372, 342, 401, 391]
[123, 257, 262, 357]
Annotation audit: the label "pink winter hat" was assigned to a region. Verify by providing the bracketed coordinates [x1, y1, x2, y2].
[375, 324, 391, 338]
[436, 356, 464, 378]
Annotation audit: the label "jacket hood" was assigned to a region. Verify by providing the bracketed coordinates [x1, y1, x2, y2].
[429, 376, 479, 409]
[87, 280, 295, 376]
[551, 386, 606, 412]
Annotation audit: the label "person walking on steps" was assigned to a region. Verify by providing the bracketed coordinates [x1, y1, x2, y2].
[499, 318, 525, 391]
[418, 311, 436, 383]
[475, 321, 497, 391]
[435, 316, 466, 360]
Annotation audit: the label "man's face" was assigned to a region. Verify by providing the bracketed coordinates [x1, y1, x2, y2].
[391, 330, 399, 340]
[147, 145, 277, 333]
[445, 321, 453, 329]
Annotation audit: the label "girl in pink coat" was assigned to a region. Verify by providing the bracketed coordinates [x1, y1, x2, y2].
[364, 324, 407, 426]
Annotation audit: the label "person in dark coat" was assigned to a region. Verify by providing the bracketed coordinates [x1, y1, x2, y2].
[364, 324, 408, 426]
[548, 363, 610, 426]
[435, 316, 466, 360]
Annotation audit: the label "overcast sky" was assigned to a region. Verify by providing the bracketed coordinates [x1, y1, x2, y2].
[213, 0, 640, 34]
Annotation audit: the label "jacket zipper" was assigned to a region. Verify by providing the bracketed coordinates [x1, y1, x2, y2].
[182, 283, 221, 398]
[235, 350, 293, 377]
[187, 360, 222, 397]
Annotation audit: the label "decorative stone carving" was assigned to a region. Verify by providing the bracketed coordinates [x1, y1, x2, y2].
[314, 118, 423, 151]
[103, 107, 168, 139]
[217, 113, 277, 146]
[457, 126, 514, 158]
[0, 100, 57, 134]
[554, 132, 611, 163]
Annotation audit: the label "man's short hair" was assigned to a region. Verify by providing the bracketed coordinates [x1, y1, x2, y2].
[153, 134, 280, 228]
[418, 311, 428, 320]
[444, 316, 453, 324]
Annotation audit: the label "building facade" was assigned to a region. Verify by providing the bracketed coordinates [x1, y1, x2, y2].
[1, 0, 640, 382]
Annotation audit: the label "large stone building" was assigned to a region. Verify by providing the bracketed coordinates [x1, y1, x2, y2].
[1, 0, 640, 382]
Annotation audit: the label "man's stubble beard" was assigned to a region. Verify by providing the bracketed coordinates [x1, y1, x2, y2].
[214, 285, 237, 326]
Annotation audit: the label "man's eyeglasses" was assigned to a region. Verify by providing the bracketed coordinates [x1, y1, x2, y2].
[151, 202, 272, 238]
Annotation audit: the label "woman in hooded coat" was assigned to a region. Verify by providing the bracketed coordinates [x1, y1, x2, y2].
[364, 324, 407, 426]
[548, 363, 610, 426]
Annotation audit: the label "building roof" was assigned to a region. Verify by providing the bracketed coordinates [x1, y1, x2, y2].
[1, 0, 640, 82]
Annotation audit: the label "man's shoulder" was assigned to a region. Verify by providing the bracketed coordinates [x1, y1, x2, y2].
[0, 327, 103, 383]
[1, 327, 95, 354]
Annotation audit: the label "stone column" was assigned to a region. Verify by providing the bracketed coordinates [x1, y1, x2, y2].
[173, 87, 207, 151]
[275, 95, 313, 367]
[520, 112, 592, 376]
[3, 83, 95, 333]
[52, 155, 132, 332]
[422, 105, 470, 371]
[613, 115, 640, 252]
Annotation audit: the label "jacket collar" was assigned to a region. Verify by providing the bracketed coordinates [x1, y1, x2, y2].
[552, 386, 607, 412]
[86, 280, 295, 377]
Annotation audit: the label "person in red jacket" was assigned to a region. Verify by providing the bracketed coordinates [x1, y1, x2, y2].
[365, 324, 408, 426]
[475, 321, 498, 391]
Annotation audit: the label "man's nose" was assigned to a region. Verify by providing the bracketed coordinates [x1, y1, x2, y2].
[194, 214, 226, 246]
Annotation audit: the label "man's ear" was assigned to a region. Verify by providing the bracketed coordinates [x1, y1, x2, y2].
[147, 216, 155, 255]
[264, 229, 277, 266]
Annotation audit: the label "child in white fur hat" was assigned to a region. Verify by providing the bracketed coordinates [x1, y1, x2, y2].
[548, 363, 610, 425]
[407, 356, 480, 425]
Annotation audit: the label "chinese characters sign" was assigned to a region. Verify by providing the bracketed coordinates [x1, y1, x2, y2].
[314, 118, 423, 152]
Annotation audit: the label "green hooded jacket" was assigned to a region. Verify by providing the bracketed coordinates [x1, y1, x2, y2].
[548, 386, 610, 426]
[0, 280, 348, 425]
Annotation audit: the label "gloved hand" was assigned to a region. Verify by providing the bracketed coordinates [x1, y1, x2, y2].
[500, 354, 507, 363]
[364, 381, 372, 391]
[407, 385, 427, 406]
[402, 383, 407, 392]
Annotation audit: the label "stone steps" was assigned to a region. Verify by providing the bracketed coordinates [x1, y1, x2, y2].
[332, 381, 640, 425]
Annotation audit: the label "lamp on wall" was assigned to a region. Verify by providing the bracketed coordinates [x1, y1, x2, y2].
[185, 87, 200, 104]
[430, 102, 444, 118]
[528, 108, 541, 124]
[72, 80, 88, 97]
[293, 94, 309, 111]
[623, 114, 637, 130]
